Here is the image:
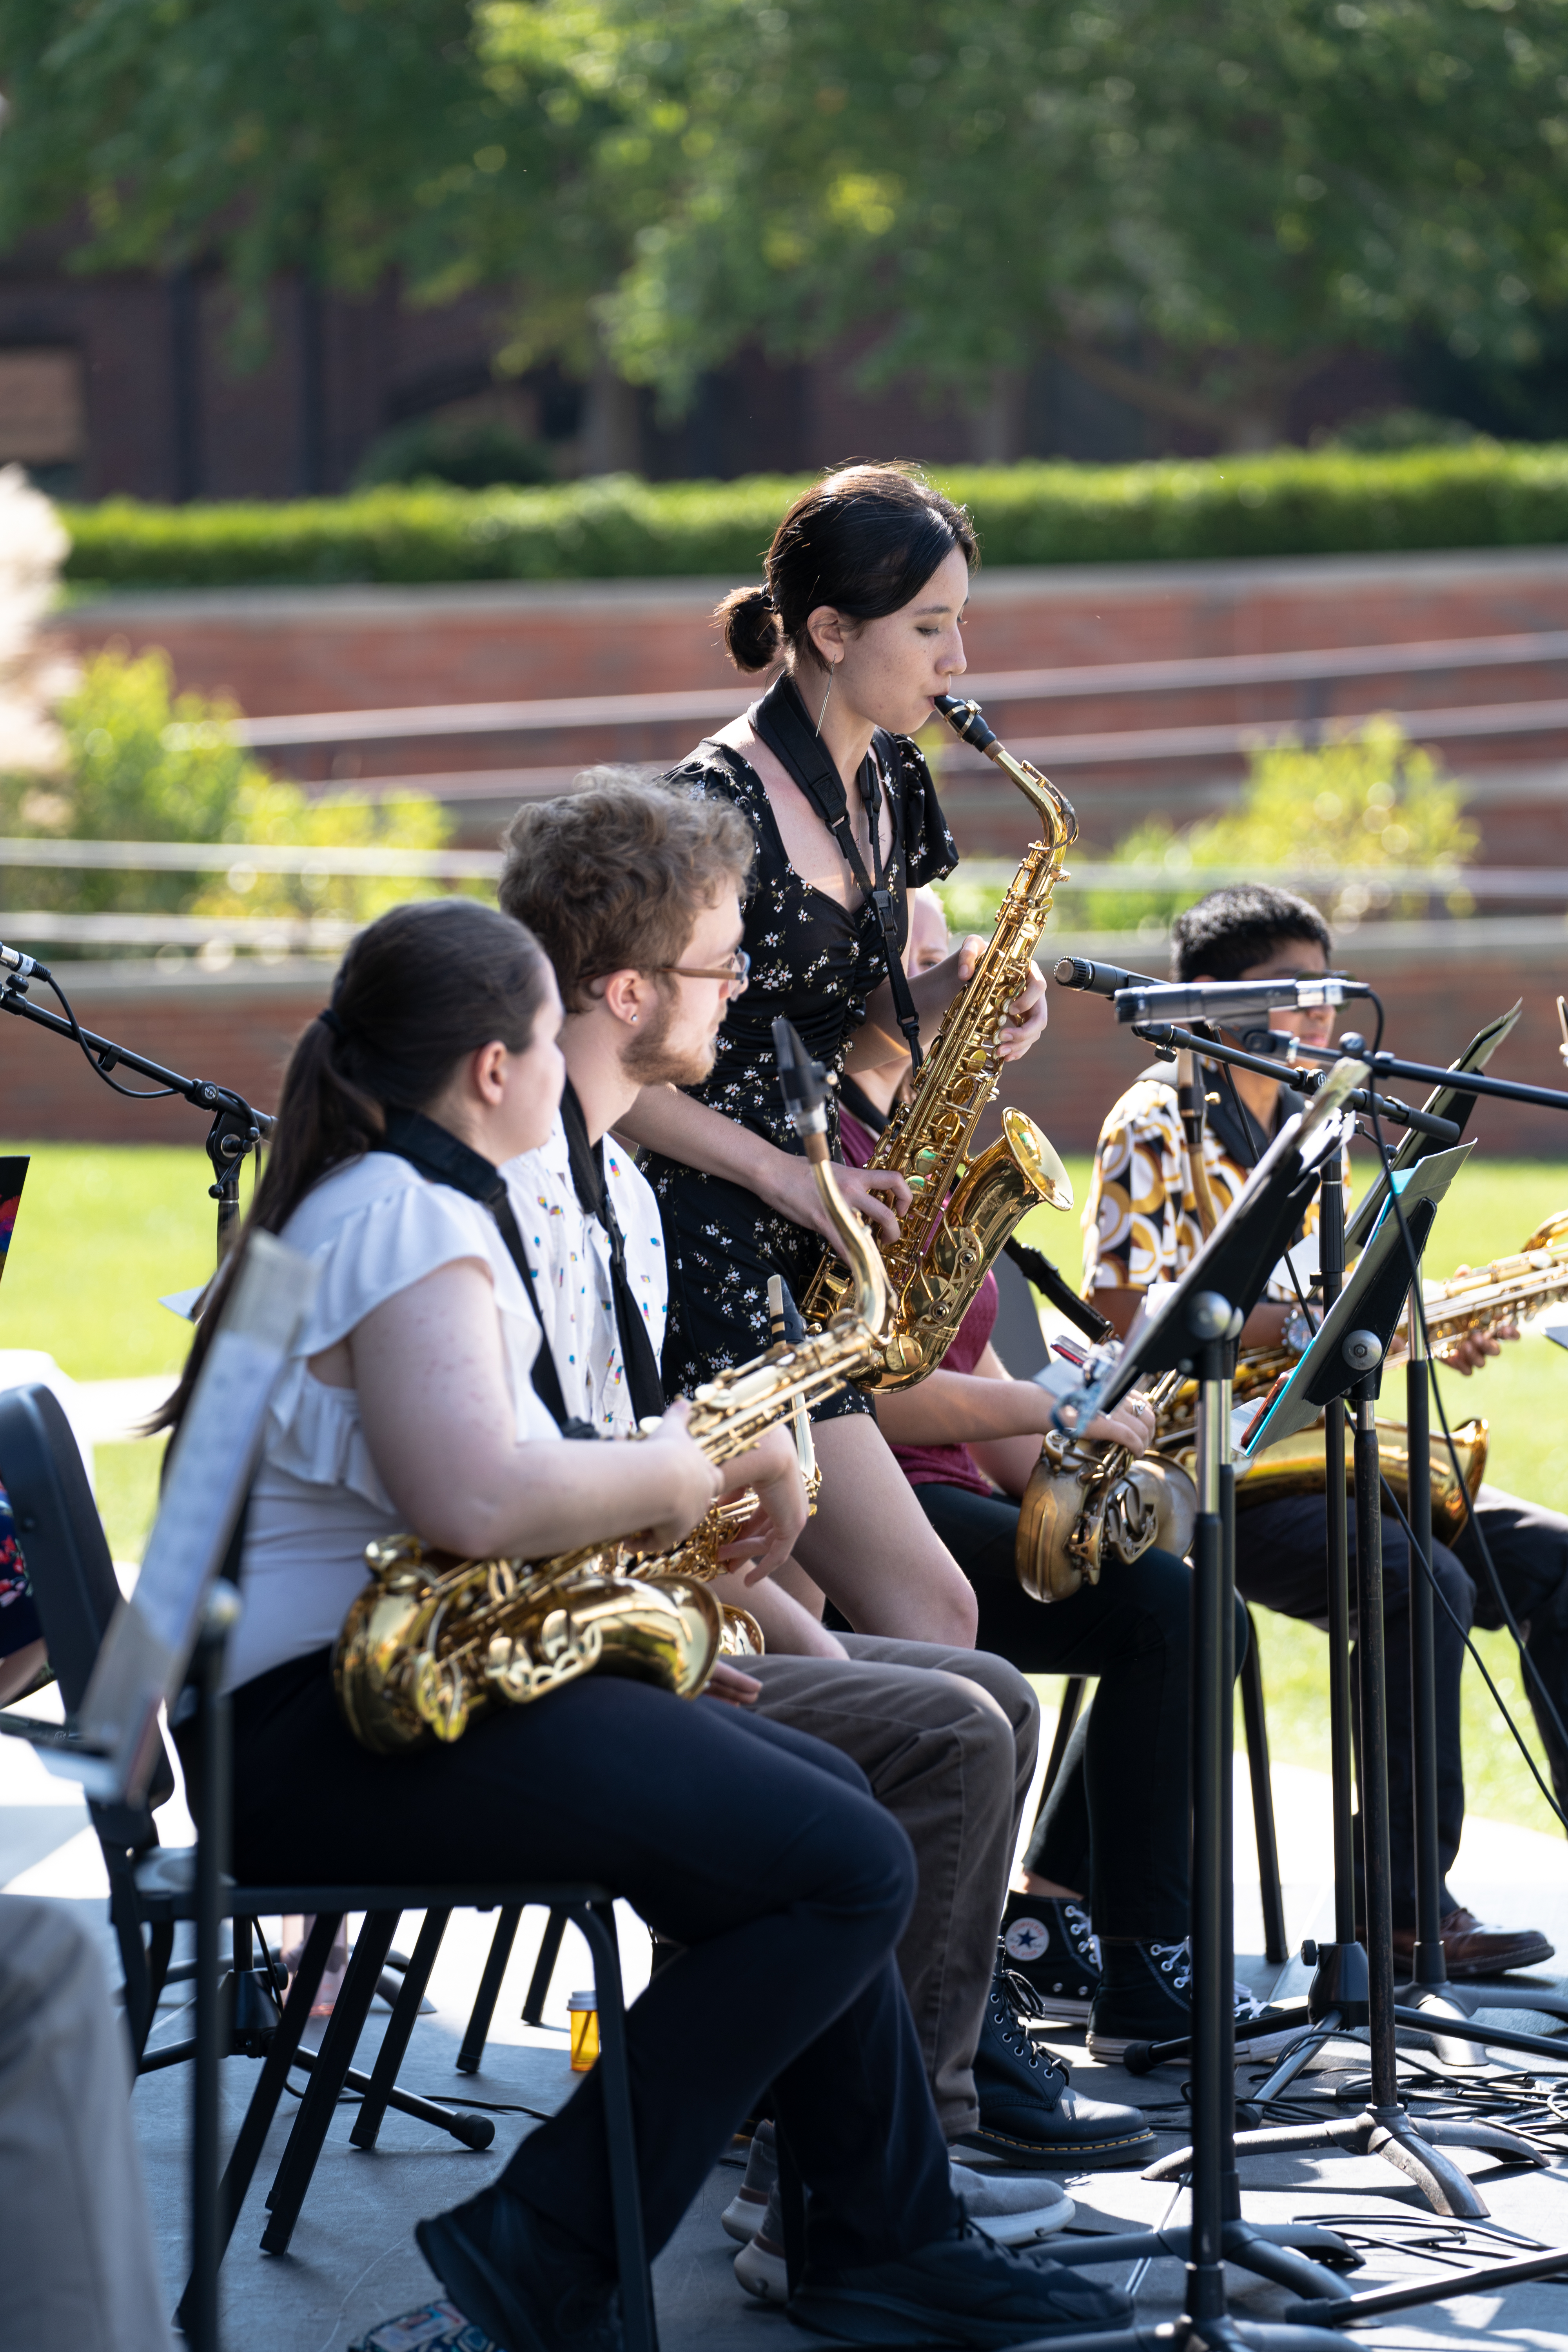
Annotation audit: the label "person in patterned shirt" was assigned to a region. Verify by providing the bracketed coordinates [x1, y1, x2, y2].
[1082, 882, 1559, 1979]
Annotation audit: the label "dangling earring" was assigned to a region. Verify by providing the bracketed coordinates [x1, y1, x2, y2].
[816, 659, 838, 736]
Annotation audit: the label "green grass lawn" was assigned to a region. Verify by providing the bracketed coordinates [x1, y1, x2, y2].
[1020, 1147, 1568, 1840]
[7, 1137, 1568, 1839]
[0, 1142, 221, 1563]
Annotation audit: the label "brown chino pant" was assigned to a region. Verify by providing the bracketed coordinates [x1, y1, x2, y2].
[744, 1634, 1038, 2138]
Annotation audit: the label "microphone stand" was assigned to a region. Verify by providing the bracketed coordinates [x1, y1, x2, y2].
[0, 962, 272, 1261]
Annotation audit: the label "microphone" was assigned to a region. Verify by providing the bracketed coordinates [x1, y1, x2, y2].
[1240, 1028, 1296, 1057]
[1053, 955, 1161, 998]
[1114, 976, 1373, 1026]
[0, 938, 49, 983]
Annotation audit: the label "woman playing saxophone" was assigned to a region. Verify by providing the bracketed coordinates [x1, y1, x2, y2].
[616, 462, 1051, 1644]
[154, 897, 1121, 2352]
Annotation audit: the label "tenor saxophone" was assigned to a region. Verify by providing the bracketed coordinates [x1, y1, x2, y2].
[800, 694, 1075, 1388]
[334, 1024, 889, 1753]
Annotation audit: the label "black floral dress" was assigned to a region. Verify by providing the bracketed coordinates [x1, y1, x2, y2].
[644, 733, 958, 1419]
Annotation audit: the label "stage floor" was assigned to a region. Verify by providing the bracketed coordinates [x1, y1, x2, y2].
[8, 1724, 1568, 2349]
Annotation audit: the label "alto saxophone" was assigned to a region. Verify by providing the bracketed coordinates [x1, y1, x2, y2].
[800, 693, 1075, 1388]
[334, 1023, 889, 1754]
[1015, 1368, 1198, 1602]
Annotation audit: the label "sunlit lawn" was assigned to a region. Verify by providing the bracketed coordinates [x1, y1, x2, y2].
[0, 1141, 224, 1564]
[6, 1137, 1568, 1840]
[1020, 1148, 1568, 1843]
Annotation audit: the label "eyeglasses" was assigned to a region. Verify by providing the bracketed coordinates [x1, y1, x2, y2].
[656, 948, 750, 996]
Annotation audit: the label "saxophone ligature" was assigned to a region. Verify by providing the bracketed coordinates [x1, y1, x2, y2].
[800, 693, 1075, 1388]
[333, 1022, 890, 1753]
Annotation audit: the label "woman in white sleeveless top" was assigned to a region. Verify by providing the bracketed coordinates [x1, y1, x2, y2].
[157, 899, 1123, 2352]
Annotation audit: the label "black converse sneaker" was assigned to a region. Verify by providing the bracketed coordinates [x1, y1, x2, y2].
[999, 1891, 1102, 2023]
[1087, 1938, 1298, 2065]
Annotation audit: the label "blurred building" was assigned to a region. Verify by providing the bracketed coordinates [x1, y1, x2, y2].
[0, 230, 1405, 501]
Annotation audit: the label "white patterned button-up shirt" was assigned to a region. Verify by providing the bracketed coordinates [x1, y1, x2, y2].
[504, 1116, 668, 1437]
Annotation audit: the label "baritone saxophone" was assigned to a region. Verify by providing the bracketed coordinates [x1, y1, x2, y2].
[334, 1023, 889, 1753]
[801, 694, 1074, 1388]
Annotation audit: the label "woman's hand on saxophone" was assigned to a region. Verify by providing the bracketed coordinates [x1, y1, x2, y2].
[717, 1424, 811, 1583]
[636, 1399, 727, 1550]
[760, 1149, 911, 1247]
[952, 935, 1049, 1063]
[1083, 1391, 1158, 1455]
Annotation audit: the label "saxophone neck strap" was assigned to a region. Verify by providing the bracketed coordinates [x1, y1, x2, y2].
[752, 671, 924, 1075]
[558, 1079, 668, 1425]
[377, 1105, 597, 1440]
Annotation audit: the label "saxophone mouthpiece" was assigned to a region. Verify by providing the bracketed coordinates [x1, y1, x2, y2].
[933, 693, 997, 754]
[773, 1017, 830, 1147]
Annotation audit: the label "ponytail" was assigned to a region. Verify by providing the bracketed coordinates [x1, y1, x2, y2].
[152, 897, 550, 1432]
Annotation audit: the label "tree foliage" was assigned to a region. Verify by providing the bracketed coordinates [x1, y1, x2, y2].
[0, 648, 451, 931]
[1076, 717, 1477, 932]
[2, 0, 1567, 441]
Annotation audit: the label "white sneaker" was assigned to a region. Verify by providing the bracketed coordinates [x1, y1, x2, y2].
[950, 2160, 1076, 2245]
[733, 2182, 788, 2301]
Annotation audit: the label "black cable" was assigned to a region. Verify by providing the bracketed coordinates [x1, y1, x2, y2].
[35, 965, 180, 1102]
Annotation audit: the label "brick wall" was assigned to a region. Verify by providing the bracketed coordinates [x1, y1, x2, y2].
[47, 548, 1568, 860]
[7, 927, 1565, 1165]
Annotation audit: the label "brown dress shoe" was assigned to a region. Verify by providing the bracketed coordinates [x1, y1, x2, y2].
[1392, 1907, 1555, 1981]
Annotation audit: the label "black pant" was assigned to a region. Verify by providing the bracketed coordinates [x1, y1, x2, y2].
[1460, 1485, 1568, 1819]
[1232, 1493, 1468, 1926]
[1233, 1483, 1568, 1925]
[912, 1482, 1246, 1943]
[189, 1653, 955, 2275]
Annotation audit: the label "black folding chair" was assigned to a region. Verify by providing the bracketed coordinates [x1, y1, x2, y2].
[1034, 1616, 1289, 1968]
[0, 1382, 659, 2352]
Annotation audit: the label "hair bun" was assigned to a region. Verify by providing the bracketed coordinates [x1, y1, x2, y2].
[714, 582, 782, 673]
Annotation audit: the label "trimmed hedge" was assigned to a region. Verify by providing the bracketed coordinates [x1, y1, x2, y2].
[56, 443, 1568, 591]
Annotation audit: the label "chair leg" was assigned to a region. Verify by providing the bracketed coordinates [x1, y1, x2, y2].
[1027, 1676, 1088, 1838]
[457, 1904, 522, 2073]
[174, 1913, 340, 2335]
[576, 1900, 657, 2352]
[351, 1909, 451, 2148]
[1240, 1608, 1288, 1967]
[110, 1862, 160, 2063]
[520, 1906, 567, 2027]
[260, 1912, 401, 2254]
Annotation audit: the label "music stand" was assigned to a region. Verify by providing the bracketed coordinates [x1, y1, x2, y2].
[1144, 1142, 1544, 2220]
[1037, 1062, 1368, 2348]
[0, 1230, 318, 2349]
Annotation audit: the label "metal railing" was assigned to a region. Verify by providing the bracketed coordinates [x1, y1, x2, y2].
[224, 628, 1568, 752]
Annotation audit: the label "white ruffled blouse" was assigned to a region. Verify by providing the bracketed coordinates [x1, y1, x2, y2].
[226, 1151, 560, 1693]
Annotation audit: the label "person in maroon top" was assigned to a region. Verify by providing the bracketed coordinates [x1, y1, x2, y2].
[839, 893, 1282, 2064]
